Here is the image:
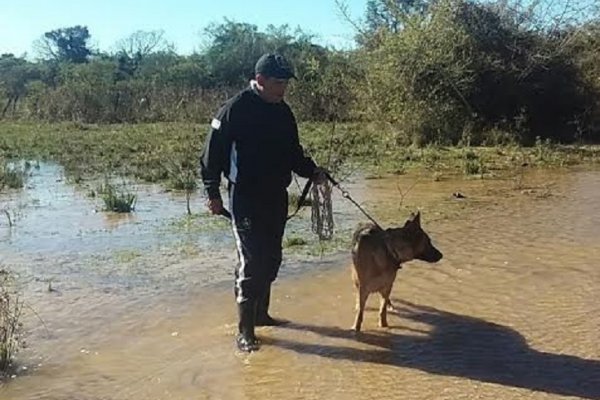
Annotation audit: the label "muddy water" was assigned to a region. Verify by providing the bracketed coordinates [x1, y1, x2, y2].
[0, 163, 232, 256]
[1, 165, 599, 400]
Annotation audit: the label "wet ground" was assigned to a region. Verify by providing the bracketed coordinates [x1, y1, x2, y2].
[0, 163, 599, 399]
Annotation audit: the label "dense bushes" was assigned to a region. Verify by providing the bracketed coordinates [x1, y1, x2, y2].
[1, 0, 599, 144]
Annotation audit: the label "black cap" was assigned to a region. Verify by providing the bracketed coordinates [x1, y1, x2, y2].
[254, 53, 296, 79]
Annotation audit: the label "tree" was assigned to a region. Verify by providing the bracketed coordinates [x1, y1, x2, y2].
[0, 54, 39, 117]
[116, 30, 171, 59]
[359, 0, 432, 47]
[365, 0, 429, 32]
[36, 26, 92, 63]
[357, 0, 598, 145]
[114, 30, 173, 79]
[202, 20, 271, 86]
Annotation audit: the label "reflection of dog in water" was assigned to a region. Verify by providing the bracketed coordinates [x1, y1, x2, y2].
[351, 212, 443, 332]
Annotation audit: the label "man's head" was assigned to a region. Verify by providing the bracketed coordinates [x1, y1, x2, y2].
[254, 53, 296, 103]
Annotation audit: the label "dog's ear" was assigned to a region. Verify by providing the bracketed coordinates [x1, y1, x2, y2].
[404, 211, 421, 228]
[410, 211, 421, 225]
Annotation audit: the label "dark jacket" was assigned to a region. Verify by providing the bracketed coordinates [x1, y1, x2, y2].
[200, 86, 317, 200]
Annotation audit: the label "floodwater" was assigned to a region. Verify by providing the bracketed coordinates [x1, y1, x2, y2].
[0, 163, 599, 400]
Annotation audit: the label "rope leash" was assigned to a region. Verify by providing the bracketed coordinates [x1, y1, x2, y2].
[324, 172, 383, 231]
[218, 172, 384, 234]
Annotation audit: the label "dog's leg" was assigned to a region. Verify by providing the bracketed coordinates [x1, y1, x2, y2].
[351, 267, 360, 311]
[352, 288, 368, 332]
[354, 282, 360, 312]
[385, 298, 397, 312]
[379, 287, 392, 328]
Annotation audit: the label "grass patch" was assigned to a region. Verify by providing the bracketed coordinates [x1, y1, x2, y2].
[0, 161, 27, 190]
[114, 250, 141, 263]
[463, 150, 487, 176]
[284, 236, 308, 247]
[97, 180, 136, 213]
[164, 156, 198, 215]
[165, 212, 231, 234]
[0, 122, 599, 190]
[0, 269, 23, 375]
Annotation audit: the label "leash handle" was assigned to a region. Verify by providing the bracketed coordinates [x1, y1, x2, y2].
[217, 172, 383, 231]
[324, 171, 338, 186]
[287, 178, 313, 221]
[287, 170, 336, 221]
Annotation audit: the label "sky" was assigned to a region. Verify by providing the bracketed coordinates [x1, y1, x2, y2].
[0, 0, 367, 57]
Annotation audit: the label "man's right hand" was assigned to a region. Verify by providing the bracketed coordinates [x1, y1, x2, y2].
[312, 166, 329, 185]
[206, 198, 224, 215]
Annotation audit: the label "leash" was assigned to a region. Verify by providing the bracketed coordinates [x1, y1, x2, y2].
[285, 172, 384, 229]
[286, 177, 313, 221]
[323, 172, 407, 267]
[218, 172, 384, 232]
[324, 172, 384, 231]
[218, 173, 402, 266]
[217, 178, 311, 221]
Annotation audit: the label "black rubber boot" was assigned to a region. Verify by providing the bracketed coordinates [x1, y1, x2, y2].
[236, 301, 260, 352]
[256, 284, 288, 327]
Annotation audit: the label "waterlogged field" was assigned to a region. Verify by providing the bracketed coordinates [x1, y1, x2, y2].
[0, 123, 599, 399]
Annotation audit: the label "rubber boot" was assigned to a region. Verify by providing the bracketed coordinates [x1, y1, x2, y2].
[236, 301, 260, 352]
[256, 284, 288, 327]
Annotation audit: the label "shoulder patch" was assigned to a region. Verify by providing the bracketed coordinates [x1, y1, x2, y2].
[211, 118, 221, 130]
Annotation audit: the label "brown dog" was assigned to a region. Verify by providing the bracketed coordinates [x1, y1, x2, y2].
[351, 212, 442, 332]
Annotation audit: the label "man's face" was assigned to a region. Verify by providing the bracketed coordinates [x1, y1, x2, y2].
[256, 75, 289, 103]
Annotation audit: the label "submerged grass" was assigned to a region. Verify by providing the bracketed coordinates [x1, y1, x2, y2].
[165, 212, 231, 235]
[0, 160, 29, 190]
[97, 180, 137, 213]
[0, 269, 23, 376]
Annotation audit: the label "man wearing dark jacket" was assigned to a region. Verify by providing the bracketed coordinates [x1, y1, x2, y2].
[200, 53, 324, 352]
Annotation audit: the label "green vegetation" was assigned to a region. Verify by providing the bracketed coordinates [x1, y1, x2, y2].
[0, 270, 23, 375]
[284, 236, 308, 248]
[0, 0, 598, 145]
[0, 122, 599, 190]
[97, 180, 137, 213]
[0, 161, 26, 190]
[0, 0, 598, 209]
[1, 1, 599, 195]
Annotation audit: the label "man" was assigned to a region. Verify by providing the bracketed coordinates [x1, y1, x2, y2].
[200, 53, 325, 352]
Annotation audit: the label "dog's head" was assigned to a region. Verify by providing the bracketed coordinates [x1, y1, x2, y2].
[385, 212, 443, 264]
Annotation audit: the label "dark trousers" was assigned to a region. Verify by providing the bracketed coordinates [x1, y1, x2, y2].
[229, 184, 288, 304]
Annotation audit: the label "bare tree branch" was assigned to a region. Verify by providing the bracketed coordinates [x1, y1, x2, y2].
[115, 30, 171, 58]
[334, 0, 368, 37]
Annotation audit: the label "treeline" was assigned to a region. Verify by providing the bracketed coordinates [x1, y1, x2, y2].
[1, 0, 599, 145]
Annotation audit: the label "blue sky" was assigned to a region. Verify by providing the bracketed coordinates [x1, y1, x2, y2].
[0, 0, 367, 57]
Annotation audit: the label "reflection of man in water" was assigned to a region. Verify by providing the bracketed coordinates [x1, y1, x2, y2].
[200, 53, 325, 352]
